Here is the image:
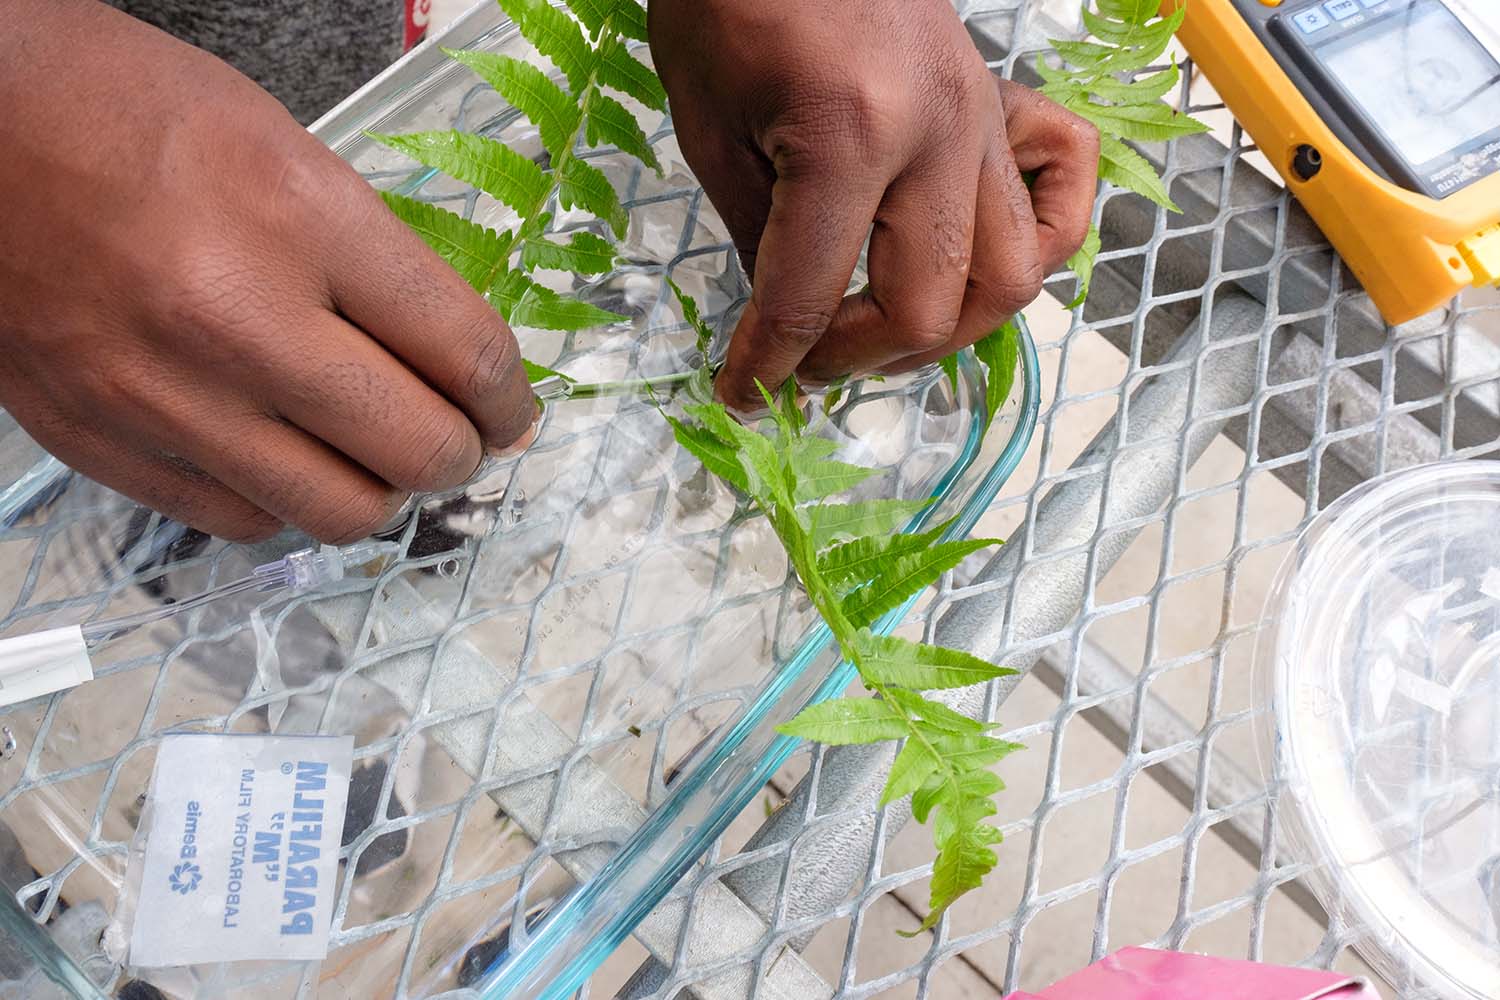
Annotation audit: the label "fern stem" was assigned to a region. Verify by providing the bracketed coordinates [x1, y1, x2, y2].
[768, 509, 960, 797]
[537, 369, 697, 401]
[515, 13, 628, 241]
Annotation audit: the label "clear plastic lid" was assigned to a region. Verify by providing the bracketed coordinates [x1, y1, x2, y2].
[1256, 461, 1500, 999]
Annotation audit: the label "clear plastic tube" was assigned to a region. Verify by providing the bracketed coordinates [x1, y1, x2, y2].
[77, 540, 397, 648]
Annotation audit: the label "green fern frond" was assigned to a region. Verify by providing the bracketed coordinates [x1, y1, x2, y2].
[496, 270, 628, 329]
[562, 0, 613, 39]
[972, 321, 1020, 432]
[1065, 224, 1102, 308]
[585, 92, 662, 173]
[855, 631, 1016, 691]
[443, 50, 581, 160]
[369, 130, 549, 215]
[1041, 1, 1206, 219]
[499, 0, 596, 94]
[839, 537, 999, 629]
[557, 158, 629, 236]
[379, 192, 511, 292]
[371, 0, 1203, 936]
[523, 358, 574, 383]
[596, 35, 668, 111]
[389, 2, 656, 338]
[776, 698, 912, 745]
[520, 230, 618, 273]
[1076, 101, 1205, 142]
[604, 0, 648, 41]
[1098, 133, 1178, 209]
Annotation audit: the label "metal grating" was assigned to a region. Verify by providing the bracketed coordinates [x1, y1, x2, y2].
[2, 2, 1499, 998]
[582, 5, 1500, 999]
[0, 12, 1004, 999]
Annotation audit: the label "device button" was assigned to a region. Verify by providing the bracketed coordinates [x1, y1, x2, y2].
[1357, 0, 1386, 7]
[1458, 227, 1500, 287]
[1324, 0, 1361, 18]
[1259, 0, 1283, 6]
[1292, 8, 1332, 32]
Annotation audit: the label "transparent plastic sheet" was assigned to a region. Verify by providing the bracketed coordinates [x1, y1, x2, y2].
[0, 8, 1038, 999]
[0, 348, 1033, 1000]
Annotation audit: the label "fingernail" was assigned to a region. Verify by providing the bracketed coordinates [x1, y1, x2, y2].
[487, 398, 544, 459]
[375, 494, 418, 537]
[722, 401, 771, 424]
[707, 380, 757, 423]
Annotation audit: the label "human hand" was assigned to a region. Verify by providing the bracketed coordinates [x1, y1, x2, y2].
[0, 1, 536, 543]
[649, 0, 1099, 409]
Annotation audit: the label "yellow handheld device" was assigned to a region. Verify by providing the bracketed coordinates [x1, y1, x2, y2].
[1164, 0, 1500, 323]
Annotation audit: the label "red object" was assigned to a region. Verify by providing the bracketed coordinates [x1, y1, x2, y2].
[404, 0, 434, 50]
[1002, 947, 1381, 1000]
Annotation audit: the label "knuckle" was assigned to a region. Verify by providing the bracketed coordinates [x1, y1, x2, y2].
[488, 390, 538, 447]
[1041, 105, 1102, 173]
[215, 509, 282, 544]
[901, 311, 962, 353]
[1057, 216, 1094, 261]
[843, 80, 903, 158]
[259, 140, 357, 230]
[299, 483, 405, 545]
[1069, 114, 1102, 161]
[764, 81, 905, 172]
[83, 355, 150, 415]
[920, 53, 987, 122]
[401, 412, 478, 492]
[446, 315, 521, 409]
[966, 256, 1050, 319]
[974, 262, 1045, 317]
[761, 301, 836, 350]
[153, 247, 269, 335]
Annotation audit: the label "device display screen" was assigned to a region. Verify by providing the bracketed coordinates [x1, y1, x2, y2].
[1317, 2, 1500, 169]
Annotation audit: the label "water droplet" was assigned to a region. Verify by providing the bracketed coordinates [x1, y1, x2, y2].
[537, 378, 575, 401]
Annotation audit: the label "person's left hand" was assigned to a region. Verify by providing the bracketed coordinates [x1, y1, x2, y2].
[648, 0, 1099, 409]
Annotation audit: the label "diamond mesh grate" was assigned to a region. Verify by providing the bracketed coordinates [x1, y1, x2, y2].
[0, 15, 997, 999]
[2, 3, 1499, 998]
[577, 5, 1500, 999]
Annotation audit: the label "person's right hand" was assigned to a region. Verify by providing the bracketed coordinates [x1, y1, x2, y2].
[0, 1, 537, 543]
[650, 0, 1098, 411]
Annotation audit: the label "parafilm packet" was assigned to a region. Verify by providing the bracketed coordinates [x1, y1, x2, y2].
[118, 733, 353, 968]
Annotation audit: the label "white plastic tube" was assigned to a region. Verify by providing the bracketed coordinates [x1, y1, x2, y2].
[0, 540, 396, 708]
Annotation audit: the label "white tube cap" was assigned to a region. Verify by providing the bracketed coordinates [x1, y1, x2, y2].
[0, 625, 93, 707]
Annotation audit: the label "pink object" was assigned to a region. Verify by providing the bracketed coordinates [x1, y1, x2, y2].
[1002, 947, 1381, 1000]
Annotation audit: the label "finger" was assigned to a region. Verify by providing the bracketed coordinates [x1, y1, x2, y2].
[670, 108, 776, 282]
[108, 453, 280, 544]
[110, 455, 282, 548]
[883, 136, 1044, 374]
[161, 409, 407, 544]
[269, 311, 483, 493]
[0, 387, 282, 541]
[716, 160, 885, 410]
[997, 78, 1100, 273]
[23, 416, 279, 542]
[796, 152, 981, 381]
[319, 177, 536, 452]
